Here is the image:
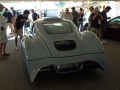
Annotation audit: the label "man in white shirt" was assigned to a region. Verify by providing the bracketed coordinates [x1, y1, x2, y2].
[60, 8, 73, 21]
[0, 3, 10, 60]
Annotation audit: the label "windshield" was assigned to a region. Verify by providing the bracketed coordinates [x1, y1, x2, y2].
[43, 21, 73, 34]
[109, 17, 120, 24]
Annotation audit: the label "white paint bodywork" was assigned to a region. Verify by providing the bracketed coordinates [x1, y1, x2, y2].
[21, 18, 107, 83]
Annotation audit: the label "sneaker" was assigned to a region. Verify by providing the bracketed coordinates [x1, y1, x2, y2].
[2, 53, 10, 57]
[0, 56, 8, 60]
[15, 46, 19, 51]
[101, 40, 106, 44]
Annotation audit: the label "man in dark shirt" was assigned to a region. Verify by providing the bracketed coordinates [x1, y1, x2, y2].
[89, 7, 103, 36]
[78, 8, 84, 31]
[3, 8, 14, 36]
[71, 7, 80, 28]
[88, 6, 94, 30]
[99, 6, 111, 44]
[31, 9, 38, 21]
[14, 10, 30, 50]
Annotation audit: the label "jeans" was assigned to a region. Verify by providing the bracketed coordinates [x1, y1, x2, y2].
[24, 22, 30, 30]
[78, 21, 83, 31]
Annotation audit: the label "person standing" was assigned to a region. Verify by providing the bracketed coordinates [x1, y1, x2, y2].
[3, 8, 14, 36]
[60, 8, 73, 21]
[0, 3, 10, 60]
[71, 7, 80, 28]
[14, 10, 30, 51]
[31, 9, 39, 21]
[99, 6, 112, 44]
[10, 7, 17, 25]
[88, 6, 94, 30]
[78, 8, 84, 31]
[89, 7, 103, 37]
[59, 9, 64, 18]
[44, 10, 47, 17]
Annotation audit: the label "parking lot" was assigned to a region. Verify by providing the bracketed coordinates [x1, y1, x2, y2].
[0, 37, 120, 90]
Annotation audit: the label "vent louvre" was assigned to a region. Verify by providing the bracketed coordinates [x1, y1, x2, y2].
[54, 40, 76, 51]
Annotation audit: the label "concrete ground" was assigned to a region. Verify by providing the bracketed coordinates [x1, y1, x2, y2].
[0, 29, 120, 90]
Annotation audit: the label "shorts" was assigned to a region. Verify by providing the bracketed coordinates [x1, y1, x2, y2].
[100, 24, 107, 34]
[15, 29, 23, 38]
[90, 27, 100, 36]
[0, 30, 8, 43]
[8, 23, 14, 29]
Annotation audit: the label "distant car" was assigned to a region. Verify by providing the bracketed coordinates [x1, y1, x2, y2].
[21, 18, 107, 83]
[83, 16, 120, 40]
[104, 16, 120, 40]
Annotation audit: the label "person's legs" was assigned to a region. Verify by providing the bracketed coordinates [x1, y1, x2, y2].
[11, 28, 14, 36]
[0, 29, 9, 59]
[99, 33, 106, 44]
[15, 32, 19, 50]
[90, 27, 99, 37]
[8, 23, 12, 34]
[15, 36, 18, 46]
[0, 43, 3, 57]
[10, 23, 14, 36]
[2, 43, 6, 54]
[99, 24, 107, 43]
[15, 37, 19, 51]
[99, 33, 103, 41]
[15, 29, 23, 51]
[99, 24, 104, 41]
[24, 23, 28, 30]
[0, 43, 8, 60]
[79, 22, 83, 31]
[2, 43, 10, 56]
[19, 29, 23, 41]
[28, 22, 30, 27]
[73, 21, 78, 28]
[81, 22, 83, 31]
[78, 22, 81, 31]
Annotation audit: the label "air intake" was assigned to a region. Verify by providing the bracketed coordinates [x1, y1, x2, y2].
[54, 40, 76, 51]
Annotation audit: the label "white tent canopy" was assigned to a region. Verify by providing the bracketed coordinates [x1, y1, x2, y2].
[0, 0, 88, 2]
[1, 0, 120, 18]
[0, 0, 118, 2]
[2, 2, 59, 9]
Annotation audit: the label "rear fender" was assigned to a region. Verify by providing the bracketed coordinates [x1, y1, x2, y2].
[22, 35, 52, 60]
[81, 31, 104, 53]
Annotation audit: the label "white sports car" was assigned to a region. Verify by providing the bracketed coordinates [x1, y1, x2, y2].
[21, 18, 107, 83]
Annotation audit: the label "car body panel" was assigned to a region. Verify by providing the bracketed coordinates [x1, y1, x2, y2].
[21, 18, 107, 83]
[22, 53, 107, 83]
